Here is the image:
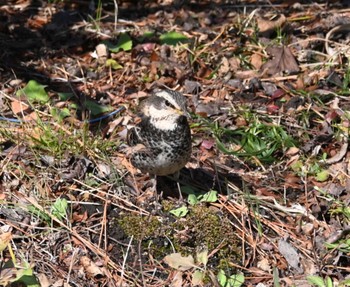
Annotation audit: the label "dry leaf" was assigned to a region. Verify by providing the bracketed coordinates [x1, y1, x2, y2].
[250, 53, 263, 69]
[261, 46, 300, 76]
[80, 256, 104, 278]
[170, 271, 183, 287]
[235, 70, 259, 79]
[95, 43, 109, 64]
[0, 232, 12, 252]
[164, 253, 196, 271]
[36, 273, 52, 287]
[192, 270, 205, 286]
[218, 57, 230, 75]
[257, 257, 271, 272]
[257, 14, 286, 34]
[278, 239, 303, 274]
[0, 267, 17, 286]
[229, 57, 240, 71]
[285, 147, 300, 156]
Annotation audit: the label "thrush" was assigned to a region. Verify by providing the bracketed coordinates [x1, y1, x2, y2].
[127, 89, 192, 178]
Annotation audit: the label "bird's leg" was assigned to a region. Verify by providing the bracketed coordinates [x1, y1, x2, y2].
[150, 174, 164, 202]
[173, 171, 183, 201]
[148, 174, 157, 192]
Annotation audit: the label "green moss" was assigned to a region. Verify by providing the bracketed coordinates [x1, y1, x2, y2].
[118, 214, 162, 240]
[114, 204, 242, 271]
[172, 205, 241, 263]
[161, 199, 176, 212]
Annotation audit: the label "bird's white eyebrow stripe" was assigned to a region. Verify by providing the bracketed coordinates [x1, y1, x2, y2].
[154, 91, 180, 109]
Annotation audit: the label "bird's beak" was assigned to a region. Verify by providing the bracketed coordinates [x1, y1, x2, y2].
[175, 109, 184, 115]
[176, 109, 191, 118]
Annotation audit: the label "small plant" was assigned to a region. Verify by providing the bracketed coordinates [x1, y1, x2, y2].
[324, 239, 350, 253]
[27, 197, 69, 226]
[314, 186, 350, 223]
[291, 161, 329, 182]
[51, 198, 69, 221]
[106, 33, 133, 53]
[169, 190, 218, 218]
[159, 31, 188, 46]
[0, 232, 39, 286]
[307, 275, 334, 287]
[217, 269, 245, 287]
[199, 110, 296, 164]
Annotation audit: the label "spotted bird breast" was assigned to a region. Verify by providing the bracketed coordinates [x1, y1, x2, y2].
[128, 115, 192, 176]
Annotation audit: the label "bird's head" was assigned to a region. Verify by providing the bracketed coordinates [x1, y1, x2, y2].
[140, 90, 190, 130]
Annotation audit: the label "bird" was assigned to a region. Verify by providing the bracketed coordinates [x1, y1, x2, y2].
[127, 89, 192, 181]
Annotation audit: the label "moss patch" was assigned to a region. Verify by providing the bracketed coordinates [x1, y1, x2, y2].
[113, 204, 242, 271]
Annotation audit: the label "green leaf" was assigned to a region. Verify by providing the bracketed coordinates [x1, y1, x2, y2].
[70, 103, 78, 110]
[15, 262, 40, 286]
[316, 170, 329, 182]
[51, 107, 71, 121]
[16, 80, 49, 104]
[159, 31, 188, 46]
[106, 59, 123, 70]
[27, 205, 50, 223]
[137, 30, 155, 42]
[84, 100, 113, 116]
[273, 267, 281, 287]
[192, 270, 204, 285]
[227, 273, 245, 287]
[108, 33, 133, 52]
[199, 190, 218, 203]
[169, 206, 189, 217]
[217, 269, 227, 286]
[307, 275, 326, 287]
[325, 277, 333, 287]
[196, 248, 208, 266]
[188, 194, 199, 206]
[57, 92, 73, 101]
[51, 198, 68, 220]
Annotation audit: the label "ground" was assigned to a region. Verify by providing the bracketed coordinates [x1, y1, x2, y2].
[0, 0, 350, 286]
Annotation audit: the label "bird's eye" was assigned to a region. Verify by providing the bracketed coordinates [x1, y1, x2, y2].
[164, 100, 172, 107]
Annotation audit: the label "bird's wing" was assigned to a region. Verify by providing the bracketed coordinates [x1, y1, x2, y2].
[127, 126, 142, 146]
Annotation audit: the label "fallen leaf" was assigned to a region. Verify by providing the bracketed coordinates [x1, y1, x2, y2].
[192, 270, 205, 286]
[94, 43, 108, 63]
[257, 14, 286, 35]
[16, 80, 49, 104]
[164, 253, 196, 271]
[11, 100, 31, 115]
[261, 45, 300, 76]
[229, 57, 241, 71]
[0, 232, 12, 252]
[257, 257, 271, 272]
[36, 273, 52, 287]
[201, 139, 215, 150]
[285, 147, 300, 156]
[278, 239, 303, 274]
[250, 53, 263, 69]
[80, 256, 105, 278]
[170, 271, 183, 287]
[218, 57, 230, 75]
